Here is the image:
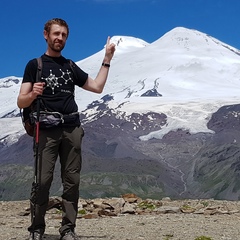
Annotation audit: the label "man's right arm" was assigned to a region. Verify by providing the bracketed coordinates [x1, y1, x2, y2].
[17, 82, 45, 109]
[17, 58, 45, 109]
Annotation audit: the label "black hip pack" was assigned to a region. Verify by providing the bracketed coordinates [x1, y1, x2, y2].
[32, 111, 80, 129]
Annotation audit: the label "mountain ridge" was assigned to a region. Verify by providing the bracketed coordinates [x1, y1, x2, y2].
[1, 27, 240, 201]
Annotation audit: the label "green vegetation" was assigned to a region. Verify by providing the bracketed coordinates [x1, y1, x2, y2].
[137, 201, 156, 210]
[78, 209, 87, 215]
[200, 201, 209, 207]
[180, 204, 195, 213]
[56, 209, 62, 214]
[163, 234, 174, 240]
[0, 164, 34, 200]
[194, 236, 213, 240]
[80, 172, 165, 199]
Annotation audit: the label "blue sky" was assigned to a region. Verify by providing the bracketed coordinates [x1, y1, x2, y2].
[1, 0, 239, 78]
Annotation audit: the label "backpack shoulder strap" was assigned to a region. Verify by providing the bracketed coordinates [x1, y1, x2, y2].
[68, 59, 75, 70]
[35, 57, 46, 110]
[68, 59, 77, 80]
[36, 57, 42, 83]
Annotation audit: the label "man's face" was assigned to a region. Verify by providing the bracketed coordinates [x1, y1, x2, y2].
[44, 24, 68, 52]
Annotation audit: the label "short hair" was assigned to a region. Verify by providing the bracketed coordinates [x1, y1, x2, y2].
[44, 18, 69, 37]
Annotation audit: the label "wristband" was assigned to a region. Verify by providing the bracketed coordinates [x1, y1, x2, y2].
[102, 62, 110, 68]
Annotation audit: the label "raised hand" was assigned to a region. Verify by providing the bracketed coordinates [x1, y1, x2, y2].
[104, 36, 116, 62]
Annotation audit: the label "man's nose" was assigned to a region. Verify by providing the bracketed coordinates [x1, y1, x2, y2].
[58, 34, 63, 40]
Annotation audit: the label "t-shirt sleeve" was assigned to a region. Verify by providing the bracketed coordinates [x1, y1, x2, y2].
[22, 59, 38, 84]
[71, 62, 88, 87]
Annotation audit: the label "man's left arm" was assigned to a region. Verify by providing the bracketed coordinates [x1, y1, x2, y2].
[82, 36, 116, 93]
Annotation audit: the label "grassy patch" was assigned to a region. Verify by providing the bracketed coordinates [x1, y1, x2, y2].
[137, 201, 156, 210]
[195, 236, 213, 240]
[163, 234, 174, 239]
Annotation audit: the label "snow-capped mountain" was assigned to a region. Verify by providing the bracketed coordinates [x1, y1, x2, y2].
[75, 27, 240, 140]
[1, 27, 240, 201]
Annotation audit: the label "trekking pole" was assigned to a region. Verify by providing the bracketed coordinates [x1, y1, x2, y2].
[34, 58, 42, 187]
[32, 96, 41, 239]
[34, 96, 41, 188]
[32, 58, 42, 238]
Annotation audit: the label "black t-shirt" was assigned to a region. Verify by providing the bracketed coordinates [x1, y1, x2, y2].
[22, 54, 88, 114]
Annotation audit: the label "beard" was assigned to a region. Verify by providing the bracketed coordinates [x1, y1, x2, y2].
[48, 40, 65, 53]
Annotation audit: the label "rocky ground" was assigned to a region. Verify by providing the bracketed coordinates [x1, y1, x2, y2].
[1, 195, 240, 240]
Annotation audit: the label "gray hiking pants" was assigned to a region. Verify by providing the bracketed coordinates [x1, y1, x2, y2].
[28, 126, 84, 235]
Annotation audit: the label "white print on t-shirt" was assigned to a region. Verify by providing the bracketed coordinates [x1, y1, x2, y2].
[41, 69, 73, 94]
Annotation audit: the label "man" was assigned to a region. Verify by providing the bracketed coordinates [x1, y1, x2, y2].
[17, 18, 115, 240]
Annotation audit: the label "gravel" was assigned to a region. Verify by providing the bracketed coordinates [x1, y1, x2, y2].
[1, 200, 240, 240]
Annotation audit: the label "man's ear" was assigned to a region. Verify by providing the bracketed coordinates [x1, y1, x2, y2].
[43, 30, 48, 41]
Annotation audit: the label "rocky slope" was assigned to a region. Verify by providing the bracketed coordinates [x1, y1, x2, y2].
[1, 103, 240, 201]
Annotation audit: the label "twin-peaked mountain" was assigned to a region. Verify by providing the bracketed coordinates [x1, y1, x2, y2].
[1, 27, 240, 201]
